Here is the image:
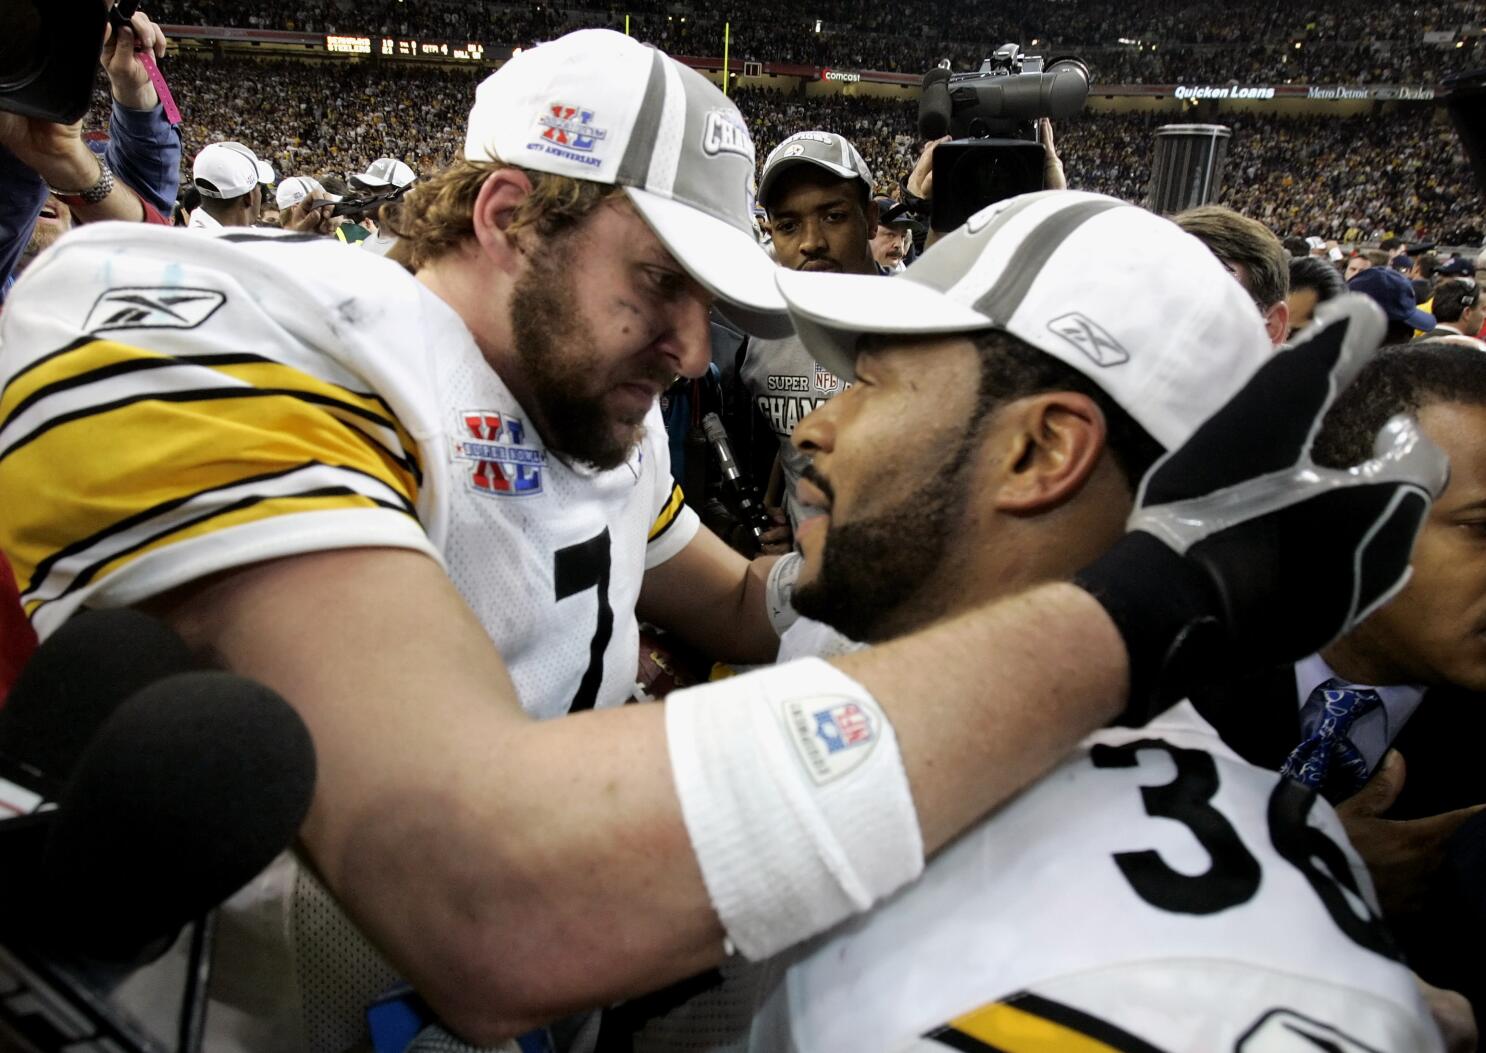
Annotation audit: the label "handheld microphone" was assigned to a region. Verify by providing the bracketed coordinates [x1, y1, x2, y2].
[38, 671, 317, 967]
[0, 608, 195, 800]
[918, 67, 954, 140]
[701, 412, 774, 544]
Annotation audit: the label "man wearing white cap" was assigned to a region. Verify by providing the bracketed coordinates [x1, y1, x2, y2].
[740, 131, 880, 538]
[0, 33, 1447, 1053]
[350, 156, 418, 193]
[188, 140, 274, 229]
[275, 174, 342, 235]
[625, 193, 1454, 1052]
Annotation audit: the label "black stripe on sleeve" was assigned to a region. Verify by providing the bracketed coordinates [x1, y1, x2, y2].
[924, 1027, 1006, 1053]
[0, 386, 422, 487]
[30, 485, 417, 613]
[23, 460, 418, 596]
[1004, 993, 1169, 1053]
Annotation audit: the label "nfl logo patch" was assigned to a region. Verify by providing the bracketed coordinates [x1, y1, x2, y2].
[814, 364, 838, 393]
[814, 702, 873, 754]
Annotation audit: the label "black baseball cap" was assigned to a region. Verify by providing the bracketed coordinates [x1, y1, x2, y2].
[0, 0, 108, 124]
[1348, 266, 1436, 331]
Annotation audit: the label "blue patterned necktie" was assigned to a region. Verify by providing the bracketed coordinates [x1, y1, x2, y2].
[1280, 679, 1383, 802]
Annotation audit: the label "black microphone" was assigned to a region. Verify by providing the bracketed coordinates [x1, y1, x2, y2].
[702, 412, 774, 545]
[0, 608, 195, 799]
[37, 671, 316, 966]
[918, 66, 954, 140]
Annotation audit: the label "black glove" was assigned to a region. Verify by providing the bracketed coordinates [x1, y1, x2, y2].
[1076, 295, 1449, 724]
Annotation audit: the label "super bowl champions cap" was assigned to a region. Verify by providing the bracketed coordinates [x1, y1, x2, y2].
[758, 132, 874, 211]
[464, 28, 790, 338]
[775, 190, 1279, 450]
[193, 142, 273, 199]
[351, 157, 417, 191]
[275, 176, 340, 211]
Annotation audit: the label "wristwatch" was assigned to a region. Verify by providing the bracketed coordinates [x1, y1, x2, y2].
[50, 158, 116, 208]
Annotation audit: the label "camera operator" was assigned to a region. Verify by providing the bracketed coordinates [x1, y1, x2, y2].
[0, 0, 179, 302]
[275, 174, 343, 236]
[903, 117, 1067, 247]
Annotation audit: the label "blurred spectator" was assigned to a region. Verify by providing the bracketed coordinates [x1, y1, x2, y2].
[1287, 254, 1346, 338]
[1421, 279, 1486, 349]
[1176, 204, 1291, 347]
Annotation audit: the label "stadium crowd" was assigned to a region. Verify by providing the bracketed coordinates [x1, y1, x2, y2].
[149, 0, 1485, 81]
[101, 55, 1486, 245]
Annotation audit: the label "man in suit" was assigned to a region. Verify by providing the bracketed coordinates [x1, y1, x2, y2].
[1420, 279, 1486, 350]
[1193, 339, 1486, 1015]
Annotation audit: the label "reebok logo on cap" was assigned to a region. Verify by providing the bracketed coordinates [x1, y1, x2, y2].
[1047, 312, 1130, 367]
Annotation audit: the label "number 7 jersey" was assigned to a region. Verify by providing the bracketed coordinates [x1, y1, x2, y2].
[0, 224, 697, 719]
[0, 224, 699, 1053]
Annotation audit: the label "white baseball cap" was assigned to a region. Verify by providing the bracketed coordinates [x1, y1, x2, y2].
[193, 142, 275, 199]
[350, 157, 417, 191]
[757, 131, 874, 212]
[275, 176, 340, 211]
[463, 28, 789, 338]
[775, 190, 1274, 451]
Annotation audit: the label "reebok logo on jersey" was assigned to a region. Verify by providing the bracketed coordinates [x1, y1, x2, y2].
[1237, 1009, 1380, 1052]
[1047, 311, 1130, 368]
[782, 694, 880, 784]
[83, 288, 226, 333]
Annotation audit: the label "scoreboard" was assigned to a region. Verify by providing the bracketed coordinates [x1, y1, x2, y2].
[321, 35, 486, 61]
[381, 37, 487, 61]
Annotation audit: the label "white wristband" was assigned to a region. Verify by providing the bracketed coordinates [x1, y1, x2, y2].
[764, 550, 804, 636]
[665, 658, 923, 960]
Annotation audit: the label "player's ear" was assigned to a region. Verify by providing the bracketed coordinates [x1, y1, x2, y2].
[991, 391, 1106, 514]
[471, 168, 534, 270]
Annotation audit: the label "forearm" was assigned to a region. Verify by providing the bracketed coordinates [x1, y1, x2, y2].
[106, 100, 180, 214]
[836, 581, 1127, 852]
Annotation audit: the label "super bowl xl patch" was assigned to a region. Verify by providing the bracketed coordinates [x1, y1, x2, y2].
[454, 409, 545, 496]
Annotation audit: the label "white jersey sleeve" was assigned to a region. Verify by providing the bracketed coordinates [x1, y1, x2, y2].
[0, 224, 448, 640]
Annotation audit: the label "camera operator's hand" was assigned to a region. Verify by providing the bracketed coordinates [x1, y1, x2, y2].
[284, 196, 334, 235]
[102, 10, 169, 112]
[1039, 118, 1066, 191]
[0, 114, 96, 198]
[906, 135, 949, 203]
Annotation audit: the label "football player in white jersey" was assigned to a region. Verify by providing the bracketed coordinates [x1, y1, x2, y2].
[623, 196, 1457, 1052]
[0, 30, 1450, 1053]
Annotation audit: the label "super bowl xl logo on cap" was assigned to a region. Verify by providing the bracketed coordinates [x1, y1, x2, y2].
[454, 410, 546, 496]
[783, 694, 880, 784]
[529, 104, 607, 169]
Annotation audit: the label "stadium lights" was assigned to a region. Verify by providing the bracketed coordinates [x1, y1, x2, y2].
[1294, 41, 1302, 48]
[815, 19, 822, 32]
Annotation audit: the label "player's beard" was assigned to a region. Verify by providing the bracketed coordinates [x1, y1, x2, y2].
[509, 235, 671, 471]
[793, 423, 985, 644]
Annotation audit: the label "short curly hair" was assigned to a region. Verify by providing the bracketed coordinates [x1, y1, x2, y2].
[1312, 340, 1486, 469]
[385, 160, 624, 271]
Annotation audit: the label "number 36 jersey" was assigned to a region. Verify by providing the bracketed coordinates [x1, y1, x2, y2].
[0, 224, 697, 717]
[633, 704, 1440, 1053]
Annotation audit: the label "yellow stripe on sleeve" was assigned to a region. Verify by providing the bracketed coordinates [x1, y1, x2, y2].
[929, 994, 1168, 1053]
[648, 482, 686, 541]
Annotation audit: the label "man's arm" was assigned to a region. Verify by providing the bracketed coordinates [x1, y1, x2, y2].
[637, 526, 782, 664]
[102, 12, 181, 216]
[153, 546, 1127, 1044]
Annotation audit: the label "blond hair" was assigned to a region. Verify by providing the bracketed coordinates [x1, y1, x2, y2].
[385, 160, 622, 271]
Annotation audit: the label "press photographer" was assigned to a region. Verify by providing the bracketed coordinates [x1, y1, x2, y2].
[0, 0, 180, 299]
[908, 43, 1085, 231]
